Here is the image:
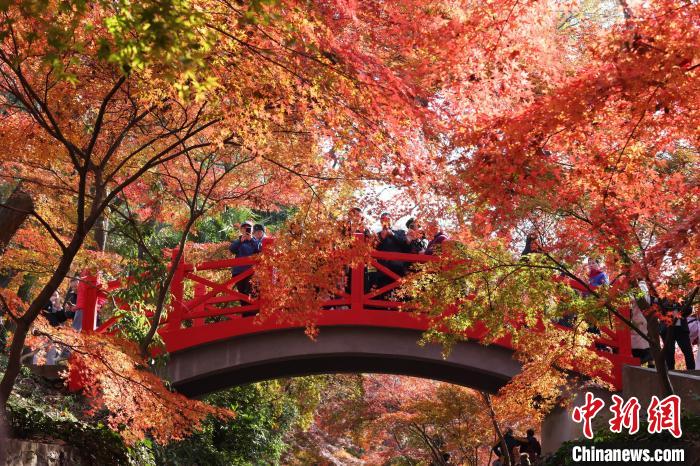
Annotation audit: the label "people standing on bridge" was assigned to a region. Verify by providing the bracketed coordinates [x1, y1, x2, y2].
[229, 221, 262, 297]
[659, 297, 695, 371]
[631, 298, 654, 367]
[405, 218, 427, 254]
[374, 212, 409, 297]
[520, 232, 541, 258]
[63, 277, 79, 321]
[344, 207, 372, 238]
[42, 290, 66, 326]
[425, 221, 448, 255]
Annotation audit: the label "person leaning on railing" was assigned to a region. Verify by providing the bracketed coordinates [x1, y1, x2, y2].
[63, 278, 79, 320]
[376, 212, 409, 261]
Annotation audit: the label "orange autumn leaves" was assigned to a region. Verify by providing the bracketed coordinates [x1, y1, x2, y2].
[25, 316, 233, 445]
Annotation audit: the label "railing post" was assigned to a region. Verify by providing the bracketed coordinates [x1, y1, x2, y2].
[166, 248, 186, 331]
[259, 237, 275, 316]
[77, 273, 99, 333]
[613, 305, 635, 390]
[351, 232, 365, 312]
[193, 283, 206, 327]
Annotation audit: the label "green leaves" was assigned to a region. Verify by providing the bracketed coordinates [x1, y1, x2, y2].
[154, 379, 309, 465]
[98, 0, 218, 96]
[1, 0, 218, 95]
[240, 0, 280, 26]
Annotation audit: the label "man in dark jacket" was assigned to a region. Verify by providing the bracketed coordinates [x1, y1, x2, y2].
[252, 223, 266, 243]
[229, 221, 261, 296]
[491, 428, 527, 464]
[405, 218, 427, 254]
[374, 213, 409, 296]
[521, 232, 541, 258]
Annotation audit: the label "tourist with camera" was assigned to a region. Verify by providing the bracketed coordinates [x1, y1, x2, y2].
[229, 221, 262, 296]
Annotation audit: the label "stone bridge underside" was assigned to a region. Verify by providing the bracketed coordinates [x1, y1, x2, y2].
[166, 326, 522, 397]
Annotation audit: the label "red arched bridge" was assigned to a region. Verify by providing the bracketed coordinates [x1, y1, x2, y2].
[75, 239, 637, 396]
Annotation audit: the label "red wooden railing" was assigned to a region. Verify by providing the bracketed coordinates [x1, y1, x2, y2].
[75, 237, 638, 390]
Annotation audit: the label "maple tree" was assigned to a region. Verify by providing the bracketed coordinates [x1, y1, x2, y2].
[2, 0, 540, 445]
[0, 0, 698, 457]
[309, 374, 552, 466]
[0, 3, 226, 445]
[399, 0, 699, 397]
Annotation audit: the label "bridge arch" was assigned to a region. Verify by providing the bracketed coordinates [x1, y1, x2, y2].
[165, 325, 521, 397]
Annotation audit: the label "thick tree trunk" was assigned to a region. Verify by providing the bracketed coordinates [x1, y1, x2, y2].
[93, 214, 109, 252]
[622, 300, 674, 396]
[0, 185, 33, 252]
[481, 392, 512, 466]
[0, 239, 83, 461]
[642, 307, 675, 397]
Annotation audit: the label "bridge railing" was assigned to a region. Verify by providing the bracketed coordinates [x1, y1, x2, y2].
[76, 236, 637, 390]
[161, 239, 442, 328]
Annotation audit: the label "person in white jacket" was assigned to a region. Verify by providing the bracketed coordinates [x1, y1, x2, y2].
[630, 283, 654, 367]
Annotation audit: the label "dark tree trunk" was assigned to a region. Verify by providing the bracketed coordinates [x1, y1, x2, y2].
[0, 237, 84, 462]
[647, 323, 674, 397]
[93, 214, 109, 251]
[0, 185, 33, 252]
[637, 296, 675, 397]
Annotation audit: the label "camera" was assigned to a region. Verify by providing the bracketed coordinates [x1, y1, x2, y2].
[244, 225, 252, 234]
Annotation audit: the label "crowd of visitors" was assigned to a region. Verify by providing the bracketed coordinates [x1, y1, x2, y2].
[339, 208, 448, 257]
[627, 281, 697, 371]
[23, 277, 84, 366]
[27, 215, 697, 378]
[522, 231, 698, 372]
[227, 209, 449, 302]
